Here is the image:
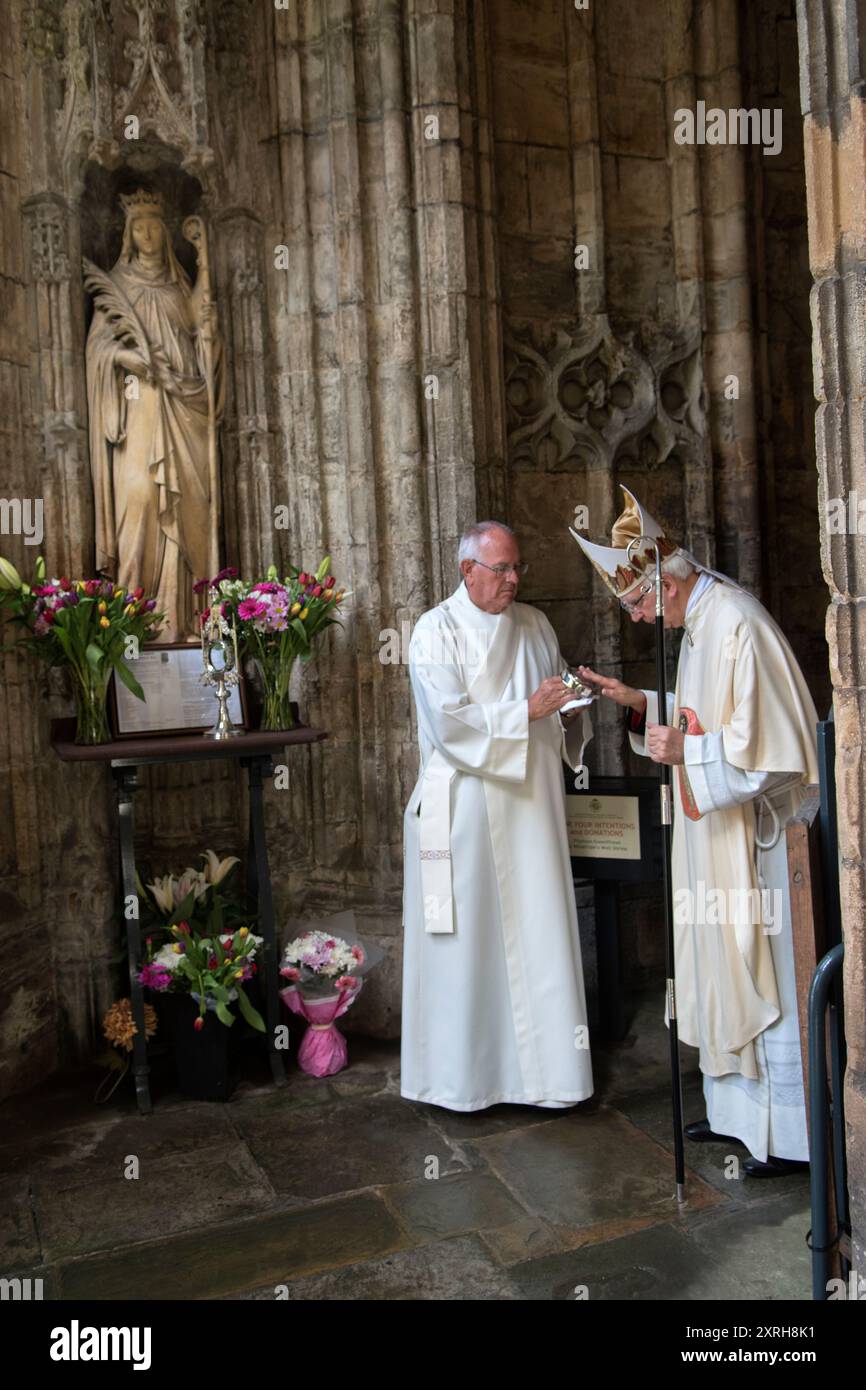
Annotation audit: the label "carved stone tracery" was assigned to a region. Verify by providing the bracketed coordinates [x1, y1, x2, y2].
[505, 319, 657, 471]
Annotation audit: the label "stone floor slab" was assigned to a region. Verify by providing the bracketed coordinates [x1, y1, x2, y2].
[227, 1234, 522, 1301]
[681, 1189, 812, 1300]
[0, 1176, 40, 1270]
[468, 1105, 722, 1244]
[509, 1221, 745, 1301]
[380, 1171, 527, 1242]
[616, 1082, 812, 1208]
[1, 1098, 237, 1185]
[235, 1092, 473, 1199]
[35, 1139, 276, 1261]
[57, 1192, 410, 1300]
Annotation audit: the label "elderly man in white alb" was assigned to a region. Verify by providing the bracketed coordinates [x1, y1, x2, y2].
[572, 487, 819, 1177]
[401, 521, 593, 1111]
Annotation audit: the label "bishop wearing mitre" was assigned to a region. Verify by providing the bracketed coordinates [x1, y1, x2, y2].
[401, 521, 594, 1111]
[573, 489, 819, 1176]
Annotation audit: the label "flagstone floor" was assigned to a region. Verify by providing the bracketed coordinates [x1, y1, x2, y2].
[0, 996, 812, 1301]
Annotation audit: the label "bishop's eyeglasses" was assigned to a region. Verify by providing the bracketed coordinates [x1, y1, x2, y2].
[470, 560, 530, 577]
[620, 580, 653, 614]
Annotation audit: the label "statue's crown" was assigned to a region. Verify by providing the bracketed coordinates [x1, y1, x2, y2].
[119, 188, 165, 217]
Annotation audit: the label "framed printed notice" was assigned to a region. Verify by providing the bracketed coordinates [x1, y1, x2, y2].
[565, 792, 641, 861]
[110, 642, 248, 738]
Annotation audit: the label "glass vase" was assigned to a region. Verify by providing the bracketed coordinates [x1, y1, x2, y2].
[72, 668, 112, 745]
[255, 655, 297, 731]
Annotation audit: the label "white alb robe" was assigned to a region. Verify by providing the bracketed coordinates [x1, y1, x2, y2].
[401, 580, 593, 1111]
[629, 577, 819, 1161]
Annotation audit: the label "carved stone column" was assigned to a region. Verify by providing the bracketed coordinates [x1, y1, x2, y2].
[215, 208, 275, 575]
[22, 193, 91, 575]
[693, 0, 762, 592]
[795, 0, 866, 1277]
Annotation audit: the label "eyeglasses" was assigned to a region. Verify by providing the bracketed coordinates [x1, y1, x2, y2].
[470, 560, 529, 577]
[620, 580, 653, 614]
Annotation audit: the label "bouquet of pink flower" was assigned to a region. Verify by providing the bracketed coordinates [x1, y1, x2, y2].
[280, 929, 366, 999]
[0, 554, 162, 743]
[278, 918, 379, 1077]
[194, 559, 349, 730]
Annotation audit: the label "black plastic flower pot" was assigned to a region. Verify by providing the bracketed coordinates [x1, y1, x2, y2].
[161, 993, 240, 1102]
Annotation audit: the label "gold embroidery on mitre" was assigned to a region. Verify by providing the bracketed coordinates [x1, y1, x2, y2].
[614, 563, 641, 595]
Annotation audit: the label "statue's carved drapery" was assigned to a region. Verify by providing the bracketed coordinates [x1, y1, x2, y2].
[84, 188, 225, 639]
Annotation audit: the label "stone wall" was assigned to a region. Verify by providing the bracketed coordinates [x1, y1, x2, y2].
[0, 0, 831, 1098]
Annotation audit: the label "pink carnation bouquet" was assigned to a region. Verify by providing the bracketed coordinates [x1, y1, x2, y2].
[279, 922, 377, 1077]
[193, 558, 350, 731]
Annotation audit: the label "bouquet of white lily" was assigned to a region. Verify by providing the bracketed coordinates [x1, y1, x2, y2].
[137, 850, 264, 1032]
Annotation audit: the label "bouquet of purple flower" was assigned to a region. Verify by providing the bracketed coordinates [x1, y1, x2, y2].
[194, 558, 349, 730]
[0, 555, 162, 743]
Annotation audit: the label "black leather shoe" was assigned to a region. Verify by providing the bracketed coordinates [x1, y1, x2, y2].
[743, 1155, 809, 1179]
[684, 1118, 744, 1145]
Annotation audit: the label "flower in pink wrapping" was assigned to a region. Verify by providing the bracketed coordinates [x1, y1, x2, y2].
[350, 944, 365, 963]
[280, 966, 300, 982]
[336, 975, 357, 990]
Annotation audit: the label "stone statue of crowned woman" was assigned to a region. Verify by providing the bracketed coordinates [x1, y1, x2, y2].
[84, 188, 225, 641]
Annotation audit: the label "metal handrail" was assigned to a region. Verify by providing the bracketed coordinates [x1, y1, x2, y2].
[808, 942, 846, 1299]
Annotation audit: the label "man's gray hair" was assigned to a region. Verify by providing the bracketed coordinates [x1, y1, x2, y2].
[659, 553, 696, 581]
[634, 552, 696, 585]
[457, 520, 515, 572]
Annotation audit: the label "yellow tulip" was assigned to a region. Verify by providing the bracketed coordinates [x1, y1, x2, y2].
[98, 600, 107, 614]
[100, 616, 110, 628]
[114, 588, 123, 598]
[172, 943, 182, 954]
[234, 969, 244, 979]
[299, 607, 308, 620]
[290, 602, 301, 616]
[238, 927, 249, 938]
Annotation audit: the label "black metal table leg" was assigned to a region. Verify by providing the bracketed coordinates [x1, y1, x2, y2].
[244, 754, 287, 1086]
[113, 766, 152, 1115]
